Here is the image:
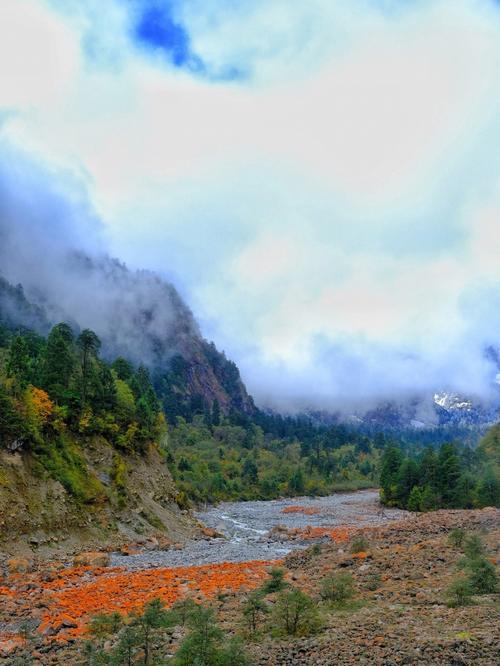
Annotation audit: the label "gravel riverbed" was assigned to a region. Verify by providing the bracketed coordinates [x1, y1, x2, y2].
[110, 490, 410, 570]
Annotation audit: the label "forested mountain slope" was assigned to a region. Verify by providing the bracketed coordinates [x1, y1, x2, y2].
[0, 266, 255, 421]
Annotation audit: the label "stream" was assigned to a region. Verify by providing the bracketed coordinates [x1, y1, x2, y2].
[110, 489, 410, 570]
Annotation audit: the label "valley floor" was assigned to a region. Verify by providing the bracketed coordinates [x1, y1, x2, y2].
[0, 502, 498, 664]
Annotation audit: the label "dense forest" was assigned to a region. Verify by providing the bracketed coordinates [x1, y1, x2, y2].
[379, 440, 500, 511]
[1, 296, 499, 510]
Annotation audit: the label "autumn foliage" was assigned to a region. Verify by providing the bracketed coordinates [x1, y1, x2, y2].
[25, 386, 53, 427]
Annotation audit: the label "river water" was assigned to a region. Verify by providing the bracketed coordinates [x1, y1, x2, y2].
[110, 490, 409, 570]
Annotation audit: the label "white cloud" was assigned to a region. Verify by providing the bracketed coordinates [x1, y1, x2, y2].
[2, 0, 500, 408]
[0, 0, 79, 109]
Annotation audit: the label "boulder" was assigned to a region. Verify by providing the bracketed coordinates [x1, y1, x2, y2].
[119, 544, 140, 557]
[73, 551, 110, 567]
[7, 557, 34, 574]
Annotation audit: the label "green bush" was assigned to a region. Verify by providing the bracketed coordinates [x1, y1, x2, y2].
[173, 623, 222, 666]
[407, 485, 423, 511]
[169, 598, 199, 626]
[447, 528, 466, 549]
[446, 579, 473, 608]
[462, 534, 485, 559]
[319, 573, 355, 603]
[88, 612, 123, 639]
[111, 453, 127, 507]
[174, 605, 251, 666]
[36, 437, 104, 503]
[260, 567, 287, 594]
[242, 590, 269, 634]
[218, 637, 251, 666]
[272, 587, 322, 636]
[132, 598, 173, 664]
[463, 557, 498, 595]
[350, 535, 369, 554]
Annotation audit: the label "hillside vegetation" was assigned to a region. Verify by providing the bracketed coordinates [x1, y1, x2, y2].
[0, 313, 197, 552]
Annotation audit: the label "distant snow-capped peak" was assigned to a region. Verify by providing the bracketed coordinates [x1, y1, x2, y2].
[433, 392, 473, 411]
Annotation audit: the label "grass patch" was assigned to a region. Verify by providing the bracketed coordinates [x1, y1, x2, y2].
[140, 509, 164, 530]
[35, 436, 104, 503]
[111, 453, 127, 508]
[350, 535, 370, 554]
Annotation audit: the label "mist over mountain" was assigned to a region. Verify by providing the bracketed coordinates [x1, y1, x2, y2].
[1, 141, 500, 427]
[0, 144, 254, 417]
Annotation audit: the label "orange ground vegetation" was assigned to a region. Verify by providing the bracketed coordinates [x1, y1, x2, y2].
[0, 635, 23, 657]
[288, 525, 353, 541]
[24, 560, 279, 641]
[281, 506, 321, 515]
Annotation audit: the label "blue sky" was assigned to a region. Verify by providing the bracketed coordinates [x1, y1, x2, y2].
[129, 0, 244, 79]
[1, 0, 500, 409]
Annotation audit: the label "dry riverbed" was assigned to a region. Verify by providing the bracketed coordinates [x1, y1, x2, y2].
[110, 490, 410, 570]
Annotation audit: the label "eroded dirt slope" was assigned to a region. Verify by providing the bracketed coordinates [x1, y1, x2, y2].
[0, 438, 197, 558]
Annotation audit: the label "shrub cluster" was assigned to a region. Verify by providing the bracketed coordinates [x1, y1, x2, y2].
[446, 532, 498, 607]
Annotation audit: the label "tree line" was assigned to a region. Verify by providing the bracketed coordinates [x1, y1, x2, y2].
[379, 442, 499, 510]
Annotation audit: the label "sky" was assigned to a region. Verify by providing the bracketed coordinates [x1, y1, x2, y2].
[2, 0, 500, 411]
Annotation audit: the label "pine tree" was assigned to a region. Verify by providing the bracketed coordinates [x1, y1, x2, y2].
[289, 467, 305, 494]
[438, 443, 461, 507]
[475, 469, 500, 507]
[132, 598, 170, 665]
[7, 336, 31, 388]
[211, 398, 221, 426]
[407, 485, 423, 511]
[77, 329, 101, 405]
[455, 473, 476, 509]
[242, 590, 269, 634]
[396, 459, 419, 506]
[242, 458, 258, 485]
[380, 446, 403, 505]
[0, 385, 23, 448]
[420, 484, 438, 511]
[42, 323, 75, 403]
[419, 447, 439, 491]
